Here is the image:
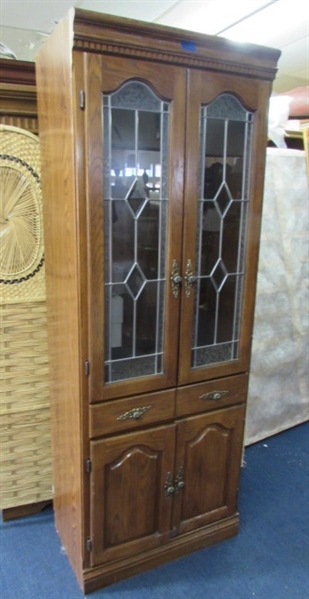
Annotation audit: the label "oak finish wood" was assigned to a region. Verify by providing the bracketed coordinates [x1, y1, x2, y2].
[36, 13, 85, 587]
[176, 373, 248, 418]
[90, 389, 175, 438]
[90, 424, 176, 566]
[172, 405, 246, 535]
[36, 8, 280, 593]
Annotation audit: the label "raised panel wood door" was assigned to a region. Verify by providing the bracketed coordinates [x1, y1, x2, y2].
[90, 424, 176, 566]
[178, 70, 270, 385]
[84, 53, 186, 402]
[172, 405, 246, 536]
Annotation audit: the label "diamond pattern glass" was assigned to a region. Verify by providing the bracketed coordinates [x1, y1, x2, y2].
[211, 259, 228, 292]
[126, 264, 146, 299]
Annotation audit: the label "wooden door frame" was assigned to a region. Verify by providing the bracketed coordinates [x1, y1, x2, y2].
[84, 53, 186, 402]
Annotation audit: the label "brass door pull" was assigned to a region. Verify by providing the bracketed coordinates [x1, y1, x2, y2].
[170, 260, 182, 298]
[184, 259, 197, 297]
[199, 390, 229, 401]
[174, 467, 185, 493]
[164, 472, 175, 497]
[164, 468, 185, 497]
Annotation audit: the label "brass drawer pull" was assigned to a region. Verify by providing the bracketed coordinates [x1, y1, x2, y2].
[117, 405, 152, 421]
[199, 390, 229, 401]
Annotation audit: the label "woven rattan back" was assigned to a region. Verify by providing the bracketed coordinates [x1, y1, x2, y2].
[0, 125, 52, 510]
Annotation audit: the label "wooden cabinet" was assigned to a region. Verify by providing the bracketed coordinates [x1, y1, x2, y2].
[90, 403, 244, 567]
[36, 8, 280, 593]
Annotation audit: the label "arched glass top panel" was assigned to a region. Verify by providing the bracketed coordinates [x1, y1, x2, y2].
[206, 93, 249, 121]
[110, 81, 163, 111]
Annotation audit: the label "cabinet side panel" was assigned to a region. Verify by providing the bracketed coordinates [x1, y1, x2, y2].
[36, 12, 84, 585]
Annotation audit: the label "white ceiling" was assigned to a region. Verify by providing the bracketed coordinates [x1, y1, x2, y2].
[0, 0, 308, 93]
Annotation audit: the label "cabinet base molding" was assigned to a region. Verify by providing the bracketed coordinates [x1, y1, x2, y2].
[83, 514, 239, 593]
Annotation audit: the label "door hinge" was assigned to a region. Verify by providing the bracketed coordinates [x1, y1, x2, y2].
[84, 360, 90, 376]
[86, 458, 92, 474]
[79, 89, 85, 110]
[86, 538, 92, 552]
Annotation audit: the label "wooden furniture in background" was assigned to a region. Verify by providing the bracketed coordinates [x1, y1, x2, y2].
[0, 59, 38, 133]
[0, 59, 52, 520]
[36, 9, 280, 593]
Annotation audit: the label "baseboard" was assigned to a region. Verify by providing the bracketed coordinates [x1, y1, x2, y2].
[83, 513, 239, 593]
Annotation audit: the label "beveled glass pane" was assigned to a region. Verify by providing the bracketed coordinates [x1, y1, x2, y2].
[227, 121, 246, 158]
[200, 203, 220, 276]
[211, 259, 227, 292]
[126, 177, 148, 217]
[103, 80, 169, 383]
[136, 282, 158, 355]
[112, 108, 135, 152]
[112, 200, 134, 281]
[215, 185, 232, 216]
[204, 124, 225, 199]
[222, 203, 241, 273]
[195, 278, 217, 347]
[126, 264, 146, 299]
[109, 289, 134, 360]
[217, 275, 237, 343]
[192, 93, 253, 368]
[138, 201, 159, 280]
[138, 112, 160, 151]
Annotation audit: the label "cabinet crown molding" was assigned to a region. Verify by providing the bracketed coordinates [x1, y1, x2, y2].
[72, 8, 281, 82]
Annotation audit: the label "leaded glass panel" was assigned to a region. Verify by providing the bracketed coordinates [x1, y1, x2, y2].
[191, 93, 253, 368]
[103, 81, 170, 383]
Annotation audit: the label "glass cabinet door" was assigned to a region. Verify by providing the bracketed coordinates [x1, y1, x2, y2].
[86, 55, 185, 401]
[179, 72, 262, 385]
[192, 93, 253, 367]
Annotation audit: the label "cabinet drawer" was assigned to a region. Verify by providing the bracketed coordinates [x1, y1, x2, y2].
[176, 373, 248, 418]
[89, 389, 175, 438]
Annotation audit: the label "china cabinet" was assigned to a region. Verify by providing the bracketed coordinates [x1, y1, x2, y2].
[36, 9, 280, 592]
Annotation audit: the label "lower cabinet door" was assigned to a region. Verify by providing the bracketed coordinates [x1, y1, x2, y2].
[172, 405, 246, 535]
[90, 424, 176, 566]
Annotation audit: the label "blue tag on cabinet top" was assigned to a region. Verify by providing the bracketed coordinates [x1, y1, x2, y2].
[180, 40, 197, 52]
